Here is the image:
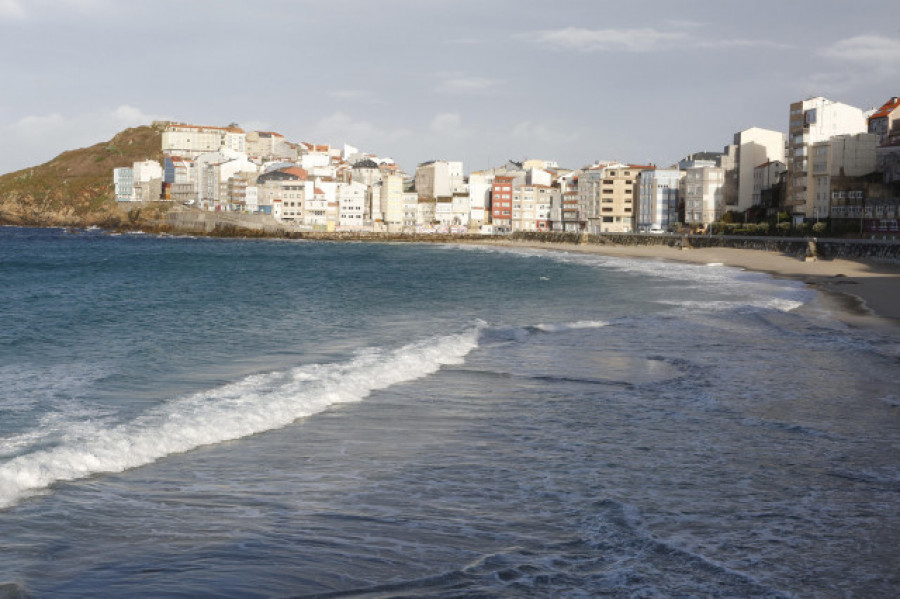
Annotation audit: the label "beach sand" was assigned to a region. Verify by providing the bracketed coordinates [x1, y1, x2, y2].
[469, 239, 900, 329]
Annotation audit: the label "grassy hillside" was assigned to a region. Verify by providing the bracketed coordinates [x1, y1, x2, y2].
[0, 123, 166, 227]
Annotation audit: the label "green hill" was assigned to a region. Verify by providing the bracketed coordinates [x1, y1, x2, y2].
[0, 123, 166, 227]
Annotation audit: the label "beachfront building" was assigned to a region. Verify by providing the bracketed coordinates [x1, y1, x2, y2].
[753, 160, 787, 215]
[402, 190, 418, 232]
[732, 127, 786, 212]
[257, 167, 308, 219]
[337, 181, 367, 230]
[450, 192, 471, 229]
[490, 175, 520, 233]
[415, 160, 464, 200]
[511, 184, 557, 232]
[467, 173, 493, 230]
[786, 97, 867, 222]
[810, 133, 878, 220]
[195, 151, 259, 210]
[557, 190, 581, 231]
[350, 159, 383, 188]
[416, 199, 436, 231]
[684, 167, 726, 225]
[579, 163, 650, 233]
[225, 172, 256, 213]
[380, 174, 406, 233]
[637, 169, 682, 232]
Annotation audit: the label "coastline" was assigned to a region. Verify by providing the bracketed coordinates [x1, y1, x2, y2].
[463, 238, 900, 329]
[5, 222, 898, 329]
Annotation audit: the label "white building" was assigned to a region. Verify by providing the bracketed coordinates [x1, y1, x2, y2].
[337, 181, 368, 230]
[733, 127, 786, 212]
[114, 167, 134, 202]
[303, 180, 338, 231]
[380, 174, 406, 233]
[162, 124, 246, 159]
[402, 191, 418, 232]
[245, 131, 286, 161]
[787, 97, 867, 221]
[526, 168, 553, 187]
[466, 173, 493, 228]
[684, 167, 725, 225]
[245, 185, 259, 213]
[133, 160, 163, 183]
[415, 160, 464, 199]
[637, 169, 681, 232]
[194, 151, 258, 209]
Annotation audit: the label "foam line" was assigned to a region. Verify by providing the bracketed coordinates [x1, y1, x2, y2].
[0, 328, 480, 509]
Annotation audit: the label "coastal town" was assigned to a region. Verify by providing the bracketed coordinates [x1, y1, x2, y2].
[113, 95, 900, 236]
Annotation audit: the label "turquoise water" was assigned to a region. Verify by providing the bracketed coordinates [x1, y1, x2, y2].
[1, 226, 898, 597]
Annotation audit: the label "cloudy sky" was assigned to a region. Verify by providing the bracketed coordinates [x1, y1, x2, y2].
[0, 0, 897, 175]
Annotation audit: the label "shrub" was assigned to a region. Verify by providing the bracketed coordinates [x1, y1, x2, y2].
[812, 222, 827, 235]
[776, 222, 791, 235]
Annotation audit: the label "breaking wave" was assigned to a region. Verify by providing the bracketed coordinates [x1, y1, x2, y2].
[0, 328, 480, 509]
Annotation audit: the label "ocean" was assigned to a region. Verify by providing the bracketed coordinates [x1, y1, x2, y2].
[0, 226, 898, 598]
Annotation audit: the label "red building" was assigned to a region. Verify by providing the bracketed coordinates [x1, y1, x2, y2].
[491, 176, 515, 232]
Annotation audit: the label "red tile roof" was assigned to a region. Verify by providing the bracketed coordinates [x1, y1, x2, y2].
[870, 97, 900, 121]
[280, 166, 308, 179]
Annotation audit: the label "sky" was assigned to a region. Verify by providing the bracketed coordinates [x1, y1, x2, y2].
[0, 0, 898, 175]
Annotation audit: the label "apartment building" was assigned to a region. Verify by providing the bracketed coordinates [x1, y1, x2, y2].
[810, 133, 878, 219]
[786, 97, 867, 221]
[637, 169, 681, 232]
[579, 164, 649, 233]
[466, 173, 493, 229]
[490, 175, 519, 232]
[415, 160, 464, 200]
[511, 184, 557, 232]
[732, 127, 786, 212]
[258, 167, 308, 219]
[337, 181, 367, 230]
[114, 167, 135, 202]
[684, 167, 726, 225]
[162, 123, 246, 159]
[752, 160, 787, 212]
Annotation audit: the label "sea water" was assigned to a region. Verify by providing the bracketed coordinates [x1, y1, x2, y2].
[0, 226, 898, 597]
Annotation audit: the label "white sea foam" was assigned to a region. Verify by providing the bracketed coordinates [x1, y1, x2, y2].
[0, 328, 480, 509]
[454, 244, 814, 311]
[657, 298, 807, 313]
[533, 320, 609, 333]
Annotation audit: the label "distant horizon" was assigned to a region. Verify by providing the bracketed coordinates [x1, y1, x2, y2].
[1, 1, 897, 176]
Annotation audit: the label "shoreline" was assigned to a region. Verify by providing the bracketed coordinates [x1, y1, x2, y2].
[6, 223, 899, 329]
[462, 238, 900, 330]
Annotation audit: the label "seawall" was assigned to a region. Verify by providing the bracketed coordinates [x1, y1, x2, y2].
[159, 211, 900, 263]
[508, 232, 900, 263]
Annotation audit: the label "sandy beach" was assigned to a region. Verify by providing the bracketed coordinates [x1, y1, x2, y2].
[472, 239, 900, 328]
